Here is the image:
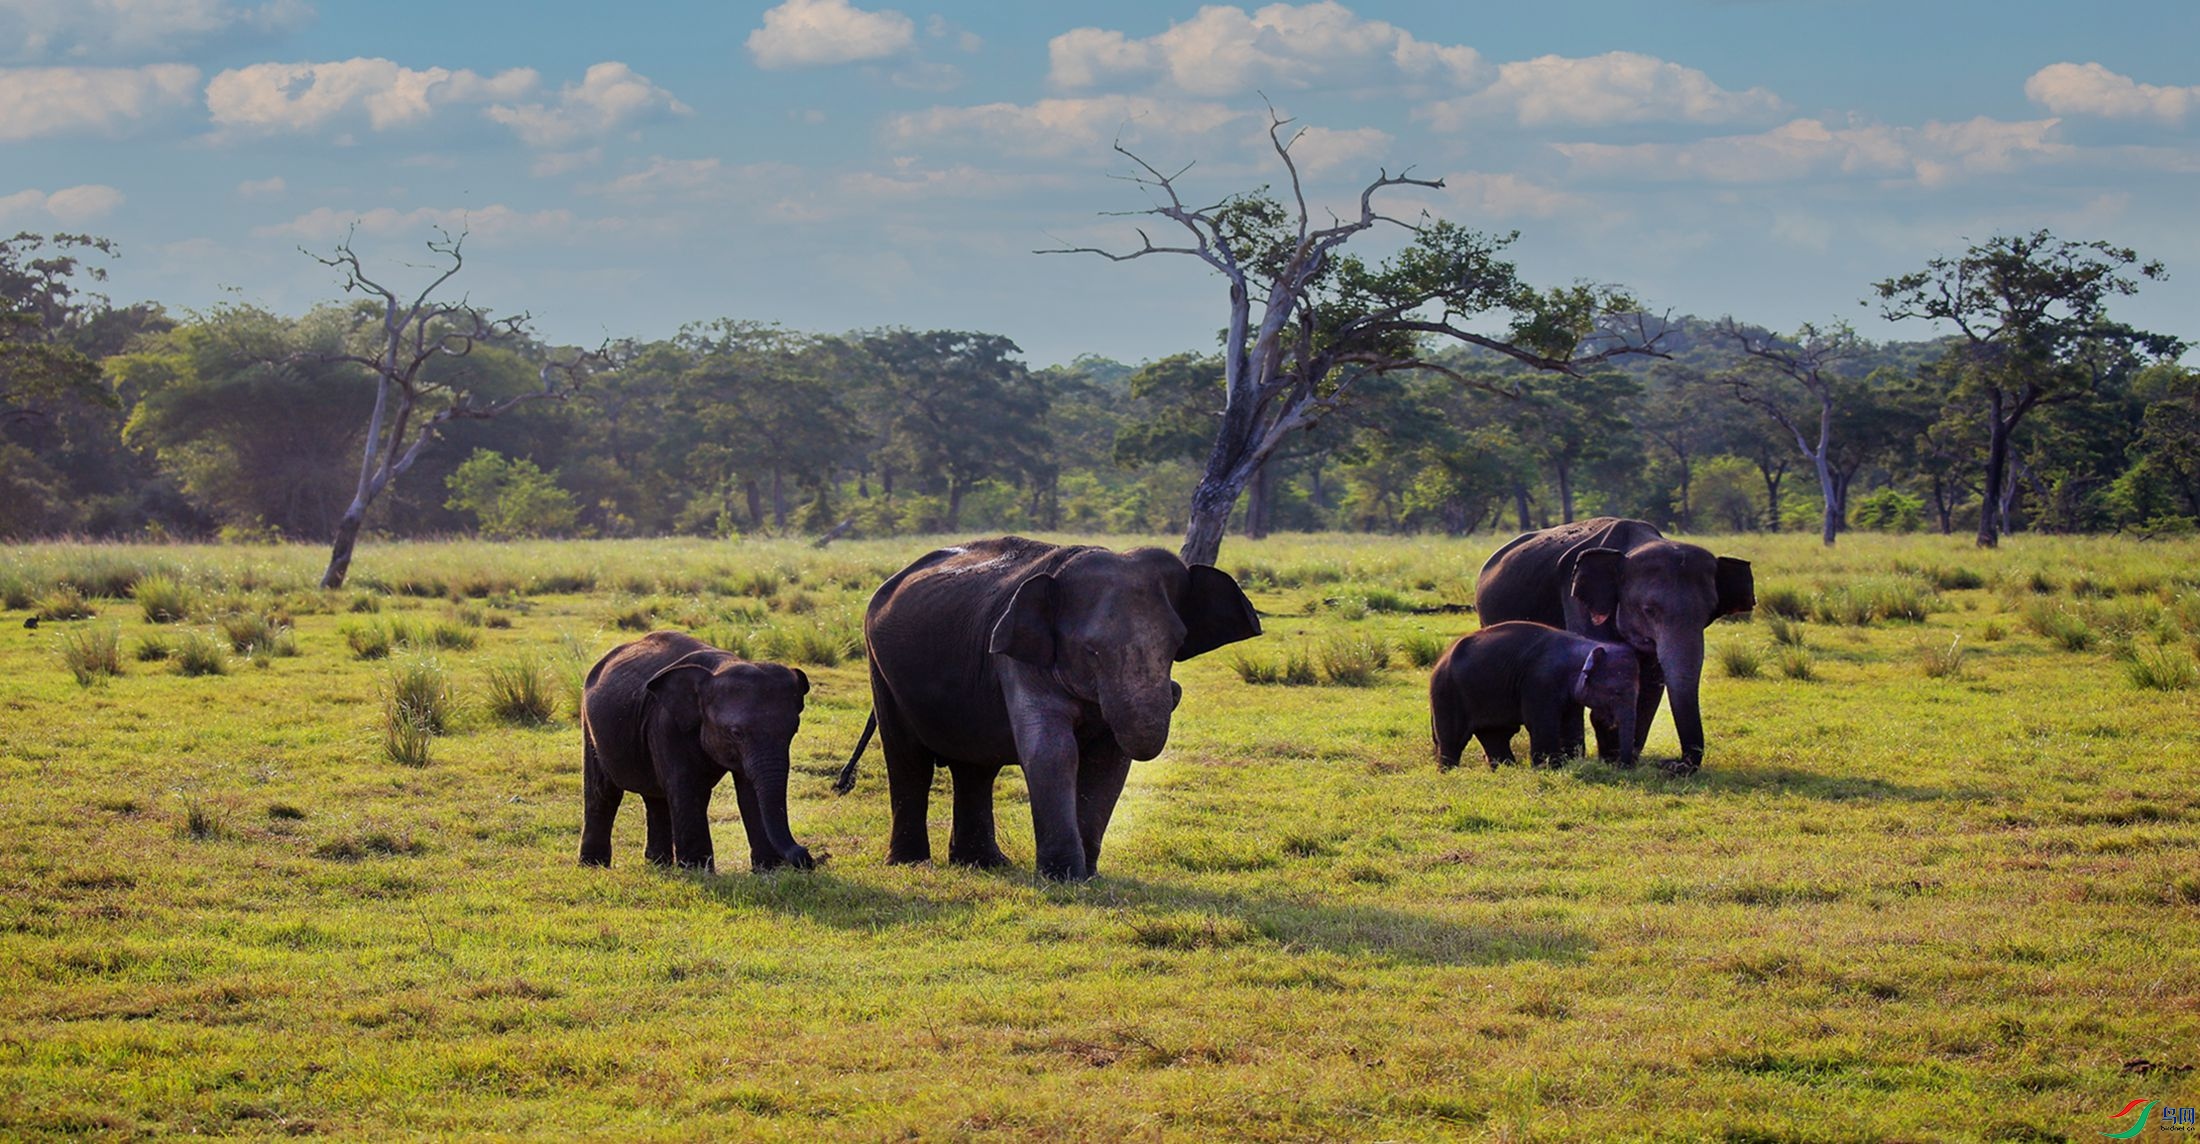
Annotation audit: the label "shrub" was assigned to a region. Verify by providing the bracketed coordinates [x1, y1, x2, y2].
[1318, 634, 1388, 686]
[1718, 642, 1763, 679]
[134, 633, 174, 662]
[173, 631, 229, 676]
[1230, 651, 1282, 685]
[58, 624, 123, 686]
[1919, 636, 1969, 680]
[344, 621, 393, 660]
[1776, 646, 1816, 681]
[2127, 645, 2198, 692]
[34, 585, 94, 622]
[1756, 584, 1809, 620]
[134, 574, 194, 623]
[384, 654, 456, 735]
[484, 655, 558, 726]
[1398, 632, 1447, 669]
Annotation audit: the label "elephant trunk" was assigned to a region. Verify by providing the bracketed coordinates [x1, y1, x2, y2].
[1610, 697, 1640, 769]
[1657, 627, 1707, 771]
[1101, 674, 1176, 762]
[744, 746, 814, 870]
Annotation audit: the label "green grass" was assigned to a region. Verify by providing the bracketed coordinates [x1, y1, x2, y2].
[0, 532, 2197, 1139]
[55, 623, 123, 686]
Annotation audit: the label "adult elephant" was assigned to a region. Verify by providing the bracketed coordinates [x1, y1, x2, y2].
[1475, 518, 1754, 772]
[837, 537, 1261, 881]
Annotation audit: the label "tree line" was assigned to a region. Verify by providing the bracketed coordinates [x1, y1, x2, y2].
[4, 225, 2194, 565]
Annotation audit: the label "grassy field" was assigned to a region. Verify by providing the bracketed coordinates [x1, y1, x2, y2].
[2, 531, 2197, 1141]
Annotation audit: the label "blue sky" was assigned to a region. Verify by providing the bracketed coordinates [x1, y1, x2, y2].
[5, 0, 2197, 365]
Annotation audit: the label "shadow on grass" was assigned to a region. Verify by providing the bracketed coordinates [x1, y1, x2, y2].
[1572, 761, 1983, 803]
[692, 868, 980, 930]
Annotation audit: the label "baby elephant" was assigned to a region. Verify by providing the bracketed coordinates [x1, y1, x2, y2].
[1430, 621, 1640, 770]
[580, 631, 815, 873]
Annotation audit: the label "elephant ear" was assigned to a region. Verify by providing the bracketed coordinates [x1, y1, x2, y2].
[1177, 564, 1262, 661]
[789, 667, 810, 695]
[1574, 644, 1606, 698]
[1713, 556, 1756, 621]
[1569, 548, 1625, 624]
[644, 653, 718, 724]
[989, 573, 1059, 667]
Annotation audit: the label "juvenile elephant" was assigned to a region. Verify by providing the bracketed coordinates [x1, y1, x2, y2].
[1476, 518, 1753, 772]
[1430, 621, 1640, 770]
[836, 537, 1261, 881]
[580, 630, 814, 873]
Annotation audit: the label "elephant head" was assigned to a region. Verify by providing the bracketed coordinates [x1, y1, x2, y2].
[1570, 542, 1753, 767]
[989, 548, 1260, 760]
[1571, 643, 1642, 768]
[646, 656, 814, 870]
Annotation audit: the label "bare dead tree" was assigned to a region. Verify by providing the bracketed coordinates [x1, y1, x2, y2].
[304, 227, 595, 588]
[1712, 319, 1861, 546]
[1042, 105, 1665, 566]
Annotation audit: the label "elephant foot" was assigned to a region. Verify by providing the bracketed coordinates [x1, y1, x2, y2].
[578, 850, 610, 868]
[885, 848, 932, 866]
[1660, 757, 1701, 776]
[948, 846, 1012, 869]
[1034, 852, 1092, 882]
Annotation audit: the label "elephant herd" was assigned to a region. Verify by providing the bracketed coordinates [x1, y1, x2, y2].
[577, 518, 1754, 880]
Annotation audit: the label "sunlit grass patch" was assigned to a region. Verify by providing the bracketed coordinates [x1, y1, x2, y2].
[56, 624, 122, 686]
[1719, 641, 1764, 679]
[2126, 644, 2198, 691]
[171, 630, 229, 676]
[483, 655, 558, 726]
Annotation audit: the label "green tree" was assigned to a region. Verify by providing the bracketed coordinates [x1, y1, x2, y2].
[1874, 230, 2182, 547]
[862, 329, 1049, 531]
[443, 449, 580, 539]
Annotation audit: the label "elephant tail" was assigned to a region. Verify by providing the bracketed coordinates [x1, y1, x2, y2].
[832, 712, 876, 795]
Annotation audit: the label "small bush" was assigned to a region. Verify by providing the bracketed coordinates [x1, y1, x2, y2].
[173, 631, 229, 676]
[219, 610, 296, 657]
[1719, 642, 1763, 679]
[58, 624, 123, 686]
[1757, 584, 1809, 620]
[383, 654, 456, 737]
[134, 574, 194, 623]
[1919, 636, 1969, 680]
[1776, 646, 1816, 681]
[1230, 651, 1281, 685]
[1332, 596, 1370, 622]
[1318, 633, 1388, 686]
[484, 655, 558, 726]
[1765, 614, 1806, 647]
[344, 621, 393, 660]
[1399, 632, 1447, 669]
[2127, 645, 2198, 692]
[134, 633, 174, 662]
[34, 585, 95, 622]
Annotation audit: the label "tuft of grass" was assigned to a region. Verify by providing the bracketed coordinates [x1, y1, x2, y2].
[174, 799, 231, 842]
[421, 618, 478, 652]
[133, 574, 195, 623]
[755, 616, 860, 667]
[382, 654, 456, 738]
[1230, 646, 1319, 686]
[1317, 633, 1388, 687]
[1980, 621, 2007, 642]
[1765, 614, 1806, 647]
[483, 655, 558, 726]
[1331, 595, 1370, 622]
[133, 632, 175, 662]
[1398, 632, 1447, 669]
[1812, 578, 1937, 626]
[172, 630, 229, 676]
[219, 610, 297, 658]
[1919, 636, 1970, 680]
[34, 585, 95, 622]
[1775, 645, 1817, 681]
[2023, 601, 2094, 652]
[1718, 642, 1763, 679]
[344, 621, 393, 660]
[57, 624, 124, 686]
[347, 592, 384, 614]
[1756, 584, 1809, 620]
[2125, 645, 2198, 691]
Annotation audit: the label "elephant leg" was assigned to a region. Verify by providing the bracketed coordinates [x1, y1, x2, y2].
[1007, 711, 1087, 882]
[874, 698, 935, 865]
[664, 773, 718, 873]
[725, 772, 783, 873]
[1526, 706, 1568, 767]
[1633, 657, 1667, 755]
[1075, 746, 1133, 875]
[579, 740, 620, 867]
[642, 796, 673, 866]
[947, 763, 1010, 868]
[1587, 701, 1619, 761]
[1476, 728, 1517, 768]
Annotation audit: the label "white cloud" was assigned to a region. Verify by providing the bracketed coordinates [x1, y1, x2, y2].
[0, 63, 197, 140]
[529, 148, 601, 177]
[236, 175, 285, 196]
[1556, 116, 2069, 187]
[1283, 125, 1391, 176]
[205, 57, 535, 134]
[841, 162, 1069, 201]
[252, 203, 598, 242]
[888, 94, 1245, 157]
[591, 156, 727, 199]
[485, 62, 688, 148]
[1049, 2, 1482, 96]
[1, 0, 310, 63]
[1420, 51, 1785, 129]
[2026, 62, 2196, 126]
[1435, 171, 1584, 219]
[0, 183, 125, 224]
[747, 0, 914, 69]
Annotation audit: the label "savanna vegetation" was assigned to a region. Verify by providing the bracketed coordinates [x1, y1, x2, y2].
[3, 532, 2196, 1139]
